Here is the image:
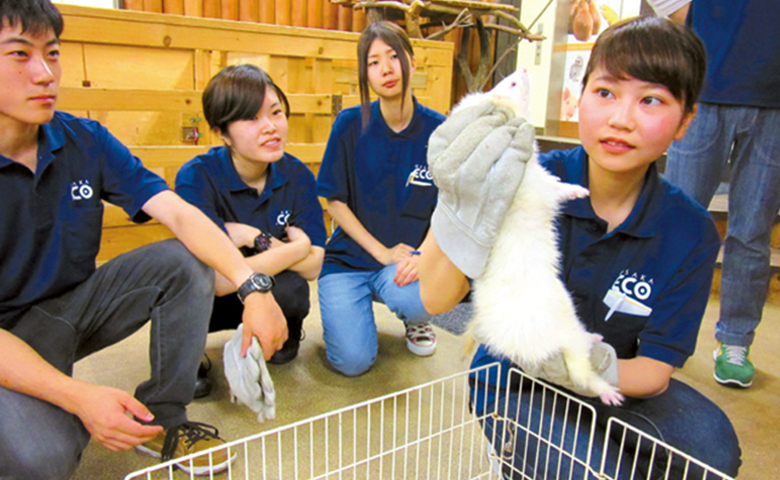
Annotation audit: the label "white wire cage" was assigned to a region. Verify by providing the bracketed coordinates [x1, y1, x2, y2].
[125, 364, 735, 480]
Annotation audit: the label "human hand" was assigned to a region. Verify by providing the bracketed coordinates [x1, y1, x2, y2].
[284, 225, 311, 247]
[225, 222, 261, 249]
[378, 243, 414, 266]
[71, 383, 163, 451]
[241, 292, 288, 360]
[428, 102, 536, 279]
[520, 339, 620, 399]
[394, 254, 420, 287]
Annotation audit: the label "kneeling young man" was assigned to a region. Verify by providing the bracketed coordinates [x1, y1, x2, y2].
[0, 1, 287, 477]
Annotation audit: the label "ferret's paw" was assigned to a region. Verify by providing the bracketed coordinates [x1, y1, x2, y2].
[599, 388, 624, 407]
[588, 333, 604, 343]
[564, 184, 590, 199]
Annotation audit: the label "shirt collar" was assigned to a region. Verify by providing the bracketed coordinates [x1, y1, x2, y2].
[219, 146, 289, 200]
[370, 97, 424, 138]
[0, 117, 63, 173]
[561, 146, 662, 239]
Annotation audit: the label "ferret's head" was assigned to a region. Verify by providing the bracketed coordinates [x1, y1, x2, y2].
[489, 69, 531, 121]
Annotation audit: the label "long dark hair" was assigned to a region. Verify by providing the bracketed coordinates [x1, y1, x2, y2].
[357, 21, 414, 130]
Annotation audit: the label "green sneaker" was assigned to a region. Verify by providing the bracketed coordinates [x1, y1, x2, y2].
[713, 343, 754, 388]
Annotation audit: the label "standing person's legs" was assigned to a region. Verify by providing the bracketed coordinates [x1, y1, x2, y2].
[715, 108, 780, 350]
[664, 103, 734, 207]
[371, 265, 436, 356]
[0, 239, 213, 479]
[318, 271, 377, 376]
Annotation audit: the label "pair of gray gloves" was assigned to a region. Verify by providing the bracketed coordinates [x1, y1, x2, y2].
[427, 101, 620, 399]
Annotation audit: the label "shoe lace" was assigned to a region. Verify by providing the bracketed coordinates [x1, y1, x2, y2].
[406, 323, 433, 338]
[722, 345, 748, 366]
[160, 421, 221, 461]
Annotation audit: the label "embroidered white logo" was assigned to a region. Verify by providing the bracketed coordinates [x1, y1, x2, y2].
[602, 269, 654, 321]
[405, 164, 434, 187]
[276, 209, 291, 226]
[70, 180, 94, 201]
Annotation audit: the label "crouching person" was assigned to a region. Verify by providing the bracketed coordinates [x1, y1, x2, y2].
[176, 65, 326, 396]
[0, 1, 287, 478]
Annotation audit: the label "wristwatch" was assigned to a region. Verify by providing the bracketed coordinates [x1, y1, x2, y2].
[253, 231, 273, 253]
[237, 273, 275, 304]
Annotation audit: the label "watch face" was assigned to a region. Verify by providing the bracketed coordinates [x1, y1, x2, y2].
[252, 273, 273, 290]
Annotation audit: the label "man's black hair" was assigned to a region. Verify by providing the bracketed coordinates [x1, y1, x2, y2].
[0, 0, 64, 38]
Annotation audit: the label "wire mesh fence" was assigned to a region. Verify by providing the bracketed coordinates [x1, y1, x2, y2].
[125, 364, 734, 480]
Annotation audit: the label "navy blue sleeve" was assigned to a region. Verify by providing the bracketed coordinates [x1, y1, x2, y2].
[636, 222, 720, 367]
[317, 110, 355, 203]
[96, 125, 169, 224]
[289, 160, 327, 248]
[175, 158, 228, 232]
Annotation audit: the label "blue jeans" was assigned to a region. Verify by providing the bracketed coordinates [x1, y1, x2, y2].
[0, 240, 214, 480]
[318, 265, 431, 376]
[479, 374, 741, 479]
[665, 103, 780, 347]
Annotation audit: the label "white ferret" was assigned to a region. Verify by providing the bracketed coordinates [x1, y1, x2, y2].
[458, 70, 623, 406]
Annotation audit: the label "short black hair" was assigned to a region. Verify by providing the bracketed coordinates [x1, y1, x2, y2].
[0, 0, 63, 38]
[202, 64, 290, 135]
[582, 16, 706, 115]
[357, 21, 414, 130]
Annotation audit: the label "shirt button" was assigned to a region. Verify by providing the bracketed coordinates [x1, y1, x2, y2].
[589, 222, 600, 232]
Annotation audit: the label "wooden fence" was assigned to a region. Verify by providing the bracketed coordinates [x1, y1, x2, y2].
[56, 4, 453, 263]
[122, 0, 368, 31]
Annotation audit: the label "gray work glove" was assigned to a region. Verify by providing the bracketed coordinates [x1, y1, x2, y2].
[520, 341, 620, 398]
[223, 324, 276, 423]
[428, 102, 536, 279]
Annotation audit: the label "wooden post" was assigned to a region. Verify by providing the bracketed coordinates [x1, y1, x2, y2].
[203, 0, 220, 18]
[275, 0, 291, 25]
[123, 0, 144, 11]
[352, 8, 366, 32]
[144, 0, 163, 13]
[337, 4, 352, 32]
[183, 0, 202, 17]
[306, 0, 322, 28]
[259, 1, 274, 23]
[163, 0, 183, 15]
[239, 0, 259, 22]
[291, 1, 307, 27]
[323, 0, 338, 30]
[222, 0, 239, 20]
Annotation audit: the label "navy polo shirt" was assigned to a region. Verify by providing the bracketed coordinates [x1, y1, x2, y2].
[0, 111, 168, 327]
[472, 146, 720, 385]
[317, 99, 445, 276]
[175, 146, 326, 249]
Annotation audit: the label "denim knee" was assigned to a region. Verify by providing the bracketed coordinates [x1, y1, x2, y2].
[327, 346, 376, 377]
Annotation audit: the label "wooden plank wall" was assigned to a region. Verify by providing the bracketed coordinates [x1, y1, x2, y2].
[56, 5, 453, 263]
[122, 0, 366, 32]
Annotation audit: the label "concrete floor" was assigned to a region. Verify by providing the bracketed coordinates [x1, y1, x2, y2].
[71, 287, 779, 479]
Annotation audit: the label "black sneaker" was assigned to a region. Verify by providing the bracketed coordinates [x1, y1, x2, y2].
[268, 329, 305, 365]
[193, 354, 212, 399]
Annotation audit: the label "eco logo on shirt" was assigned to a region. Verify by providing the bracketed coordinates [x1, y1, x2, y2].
[406, 164, 433, 187]
[70, 180, 94, 201]
[602, 269, 653, 321]
[276, 209, 291, 226]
